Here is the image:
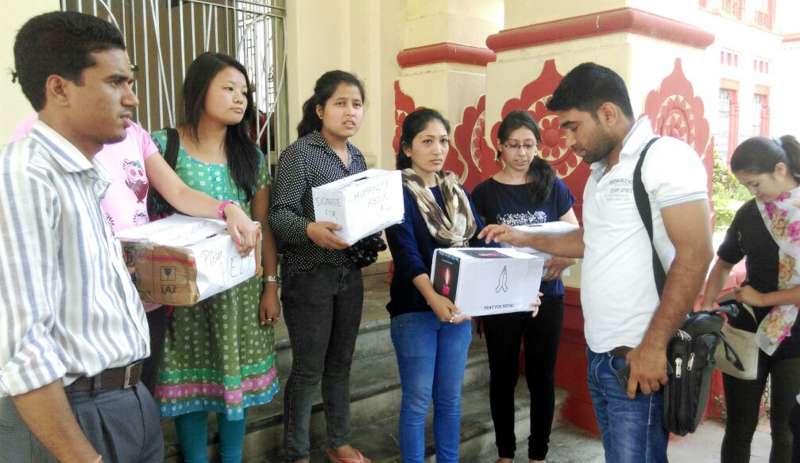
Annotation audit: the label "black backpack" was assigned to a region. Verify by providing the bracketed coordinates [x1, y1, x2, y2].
[633, 137, 742, 435]
[146, 128, 180, 220]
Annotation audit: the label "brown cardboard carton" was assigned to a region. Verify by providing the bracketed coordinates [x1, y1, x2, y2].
[118, 215, 262, 306]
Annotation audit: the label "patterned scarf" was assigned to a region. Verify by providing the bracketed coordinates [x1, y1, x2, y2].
[756, 187, 800, 355]
[402, 168, 477, 247]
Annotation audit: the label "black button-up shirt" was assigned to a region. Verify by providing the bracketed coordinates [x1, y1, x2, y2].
[269, 131, 367, 272]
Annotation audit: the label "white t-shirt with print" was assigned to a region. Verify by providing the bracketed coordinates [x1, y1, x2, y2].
[580, 117, 708, 353]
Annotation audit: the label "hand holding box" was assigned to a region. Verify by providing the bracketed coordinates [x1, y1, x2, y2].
[312, 169, 404, 245]
[430, 248, 544, 316]
[117, 214, 261, 306]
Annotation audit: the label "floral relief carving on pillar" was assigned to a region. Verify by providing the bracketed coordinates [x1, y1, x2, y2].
[393, 80, 494, 191]
[641, 58, 714, 196]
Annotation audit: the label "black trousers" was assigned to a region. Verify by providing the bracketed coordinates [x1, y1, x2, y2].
[483, 295, 564, 460]
[140, 306, 168, 394]
[790, 401, 800, 462]
[722, 353, 800, 463]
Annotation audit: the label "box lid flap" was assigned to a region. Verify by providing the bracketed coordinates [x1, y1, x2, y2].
[116, 214, 226, 246]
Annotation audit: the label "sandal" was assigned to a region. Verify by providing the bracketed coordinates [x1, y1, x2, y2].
[325, 448, 371, 463]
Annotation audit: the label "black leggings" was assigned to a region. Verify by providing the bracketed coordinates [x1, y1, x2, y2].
[140, 306, 168, 394]
[721, 353, 800, 463]
[791, 401, 800, 462]
[483, 295, 563, 460]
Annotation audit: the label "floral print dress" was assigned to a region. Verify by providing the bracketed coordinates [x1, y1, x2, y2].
[150, 130, 278, 420]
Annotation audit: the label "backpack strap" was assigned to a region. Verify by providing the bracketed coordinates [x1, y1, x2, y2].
[164, 127, 180, 169]
[632, 137, 665, 297]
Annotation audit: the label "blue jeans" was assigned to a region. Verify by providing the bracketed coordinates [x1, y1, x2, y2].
[391, 311, 472, 463]
[587, 349, 668, 463]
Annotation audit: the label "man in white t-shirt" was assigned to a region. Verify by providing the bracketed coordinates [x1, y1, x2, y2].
[480, 62, 713, 461]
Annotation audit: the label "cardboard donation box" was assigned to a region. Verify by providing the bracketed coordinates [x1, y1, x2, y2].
[116, 215, 262, 306]
[312, 169, 404, 245]
[431, 248, 545, 316]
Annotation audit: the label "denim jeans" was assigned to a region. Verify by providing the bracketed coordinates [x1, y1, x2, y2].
[281, 264, 364, 461]
[391, 311, 473, 463]
[587, 349, 668, 463]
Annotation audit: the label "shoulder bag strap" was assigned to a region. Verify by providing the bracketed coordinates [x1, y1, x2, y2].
[164, 127, 180, 169]
[632, 137, 665, 296]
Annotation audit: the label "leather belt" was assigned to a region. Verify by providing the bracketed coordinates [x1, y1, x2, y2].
[609, 346, 632, 358]
[66, 362, 143, 394]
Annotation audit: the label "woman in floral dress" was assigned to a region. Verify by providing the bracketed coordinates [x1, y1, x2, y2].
[151, 52, 280, 463]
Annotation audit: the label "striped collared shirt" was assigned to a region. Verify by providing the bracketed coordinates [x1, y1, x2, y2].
[0, 121, 149, 396]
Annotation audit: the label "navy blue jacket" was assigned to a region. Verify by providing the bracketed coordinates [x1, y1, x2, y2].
[385, 185, 484, 317]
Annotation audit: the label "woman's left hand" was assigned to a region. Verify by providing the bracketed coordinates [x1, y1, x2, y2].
[734, 285, 766, 307]
[542, 256, 574, 281]
[224, 203, 260, 256]
[530, 292, 543, 318]
[259, 286, 281, 326]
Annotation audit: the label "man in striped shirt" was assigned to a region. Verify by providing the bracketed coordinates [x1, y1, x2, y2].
[0, 12, 162, 463]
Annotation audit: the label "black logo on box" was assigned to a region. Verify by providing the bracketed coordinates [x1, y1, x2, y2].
[160, 285, 176, 295]
[495, 265, 509, 293]
[161, 267, 176, 281]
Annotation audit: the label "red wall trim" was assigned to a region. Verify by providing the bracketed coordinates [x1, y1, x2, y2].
[486, 7, 715, 53]
[396, 42, 496, 68]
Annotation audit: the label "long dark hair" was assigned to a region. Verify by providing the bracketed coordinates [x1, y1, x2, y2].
[181, 52, 259, 202]
[396, 108, 451, 170]
[497, 110, 553, 204]
[297, 70, 365, 138]
[730, 135, 800, 181]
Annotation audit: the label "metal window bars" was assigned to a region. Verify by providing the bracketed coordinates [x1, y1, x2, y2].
[60, 0, 288, 166]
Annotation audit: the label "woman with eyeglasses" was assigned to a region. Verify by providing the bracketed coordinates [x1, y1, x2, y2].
[471, 110, 578, 463]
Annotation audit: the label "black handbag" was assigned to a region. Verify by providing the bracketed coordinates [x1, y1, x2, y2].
[146, 128, 180, 220]
[632, 137, 742, 435]
[343, 232, 387, 268]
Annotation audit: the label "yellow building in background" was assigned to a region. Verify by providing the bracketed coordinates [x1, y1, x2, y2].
[2, 0, 799, 456]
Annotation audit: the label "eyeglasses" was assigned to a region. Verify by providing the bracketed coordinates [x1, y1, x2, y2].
[503, 142, 539, 154]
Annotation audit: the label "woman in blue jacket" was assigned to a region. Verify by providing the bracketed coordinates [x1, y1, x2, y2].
[385, 107, 481, 462]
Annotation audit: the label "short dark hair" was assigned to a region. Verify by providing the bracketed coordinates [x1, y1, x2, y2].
[14, 11, 126, 111]
[546, 62, 633, 119]
[396, 108, 451, 170]
[297, 70, 365, 138]
[181, 52, 260, 202]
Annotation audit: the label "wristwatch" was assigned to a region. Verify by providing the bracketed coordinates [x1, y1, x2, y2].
[264, 275, 281, 285]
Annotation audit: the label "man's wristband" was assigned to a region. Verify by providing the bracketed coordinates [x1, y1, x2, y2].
[264, 275, 281, 285]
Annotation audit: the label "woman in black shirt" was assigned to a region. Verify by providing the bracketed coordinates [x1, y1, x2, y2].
[471, 111, 577, 463]
[269, 70, 371, 463]
[702, 135, 800, 463]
